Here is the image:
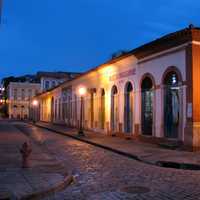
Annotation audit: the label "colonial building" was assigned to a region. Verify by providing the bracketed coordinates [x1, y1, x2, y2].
[8, 82, 40, 119]
[6, 71, 81, 119]
[31, 25, 200, 150]
[37, 71, 81, 92]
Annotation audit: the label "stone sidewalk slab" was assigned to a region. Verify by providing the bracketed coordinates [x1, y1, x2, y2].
[35, 121, 200, 170]
[0, 170, 63, 199]
[0, 121, 73, 200]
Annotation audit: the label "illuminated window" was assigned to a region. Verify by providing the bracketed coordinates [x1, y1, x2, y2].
[52, 81, 56, 88]
[21, 89, 25, 100]
[45, 81, 50, 90]
[14, 89, 17, 100]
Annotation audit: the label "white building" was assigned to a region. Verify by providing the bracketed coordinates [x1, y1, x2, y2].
[31, 26, 200, 150]
[37, 71, 81, 92]
[8, 82, 40, 119]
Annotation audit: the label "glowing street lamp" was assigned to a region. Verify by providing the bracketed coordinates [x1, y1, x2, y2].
[78, 86, 86, 136]
[32, 100, 38, 106]
[78, 87, 86, 96]
[32, 100, 38, 123]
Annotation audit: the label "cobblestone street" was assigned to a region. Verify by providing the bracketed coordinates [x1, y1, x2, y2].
[10, 121, 200, 200]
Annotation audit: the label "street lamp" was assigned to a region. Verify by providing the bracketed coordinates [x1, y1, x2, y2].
[32, 100, 38, 123]
[78, 86, 86, 136]
[32, 100, 38, 106]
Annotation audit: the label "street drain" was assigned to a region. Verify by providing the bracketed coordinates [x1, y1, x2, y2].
[157, 161, 200, 170]
[121, 186, 150, 194]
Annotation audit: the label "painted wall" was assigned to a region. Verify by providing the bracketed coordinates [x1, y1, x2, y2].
[36, 45, 187, 141]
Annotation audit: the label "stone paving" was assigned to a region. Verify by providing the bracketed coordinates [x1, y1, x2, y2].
[0, 120, 69, 199]
[36, 122, 200, 167]
[13, 121, 200, 200]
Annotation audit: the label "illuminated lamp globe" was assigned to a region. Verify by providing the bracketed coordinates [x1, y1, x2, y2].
[78, 87, 86, 96]
[32, 100, 38, 106]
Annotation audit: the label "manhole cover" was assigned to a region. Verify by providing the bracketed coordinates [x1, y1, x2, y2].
[121, 186, 150, 194]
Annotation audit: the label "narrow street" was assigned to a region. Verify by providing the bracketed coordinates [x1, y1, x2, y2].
[1, 1, 200, 199]
[0, 120, 199, 200]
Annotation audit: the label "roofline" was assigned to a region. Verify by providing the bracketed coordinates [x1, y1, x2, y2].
[37, 71, 82, 78]
[34, 53, 133, 97]
[8, 82, 40, 85]
[35, 25, 200, 98]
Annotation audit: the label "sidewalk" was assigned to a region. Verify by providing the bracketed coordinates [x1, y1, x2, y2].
[35, 121, 200, 170]
[0, 121, 72, 200]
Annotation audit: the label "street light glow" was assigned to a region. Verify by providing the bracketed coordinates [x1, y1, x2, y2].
[78, 87, 86, 96]
[32, 100, 38, 106]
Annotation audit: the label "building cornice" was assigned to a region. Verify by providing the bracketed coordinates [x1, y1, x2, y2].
[34, 26, 200, 98]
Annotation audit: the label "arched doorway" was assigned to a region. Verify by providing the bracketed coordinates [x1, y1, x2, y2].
[141, 76, 154, 135]
[163, 71, 180, 138]
[124, 82, 133, 133]
[100, 89, 105, 129]
[111, 85, 118, 132]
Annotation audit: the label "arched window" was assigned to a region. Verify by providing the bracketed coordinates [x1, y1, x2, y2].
[124, 82, 133, 133]
[111, 85, 118, 132]
[163, 71, 180, 138]
[141, 76, 154, 135]
[164, 72, 178, 85]
[45, 81, 50, 90]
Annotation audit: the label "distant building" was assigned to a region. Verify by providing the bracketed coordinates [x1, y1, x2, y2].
[5, 71, 81, 119]
[37, 71, 81, 92]
[7, 82, 40, 119]
[0, 84, 4, 103]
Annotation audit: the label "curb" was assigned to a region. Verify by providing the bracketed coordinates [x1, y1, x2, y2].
[30, 123, 142, 161]
[20, 175, 74, 200]
[28, 122, 200, 171]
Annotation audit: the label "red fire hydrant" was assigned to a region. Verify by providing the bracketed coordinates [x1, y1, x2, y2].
[20, 142, 32, 168]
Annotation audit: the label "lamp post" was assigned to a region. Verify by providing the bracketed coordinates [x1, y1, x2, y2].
[78, 87, 86, 136]
[32, 100, 38, 123]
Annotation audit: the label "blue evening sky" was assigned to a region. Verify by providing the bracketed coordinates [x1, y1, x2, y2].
[0, 0, 199, 79]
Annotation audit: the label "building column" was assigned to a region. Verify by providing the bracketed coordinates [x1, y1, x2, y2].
[184, 43, 200, 150]
[155, 86, 163, 138]
[118, 90, 123, 133]
[105, 89, 111, 134]
[134, 89, 141, 135]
